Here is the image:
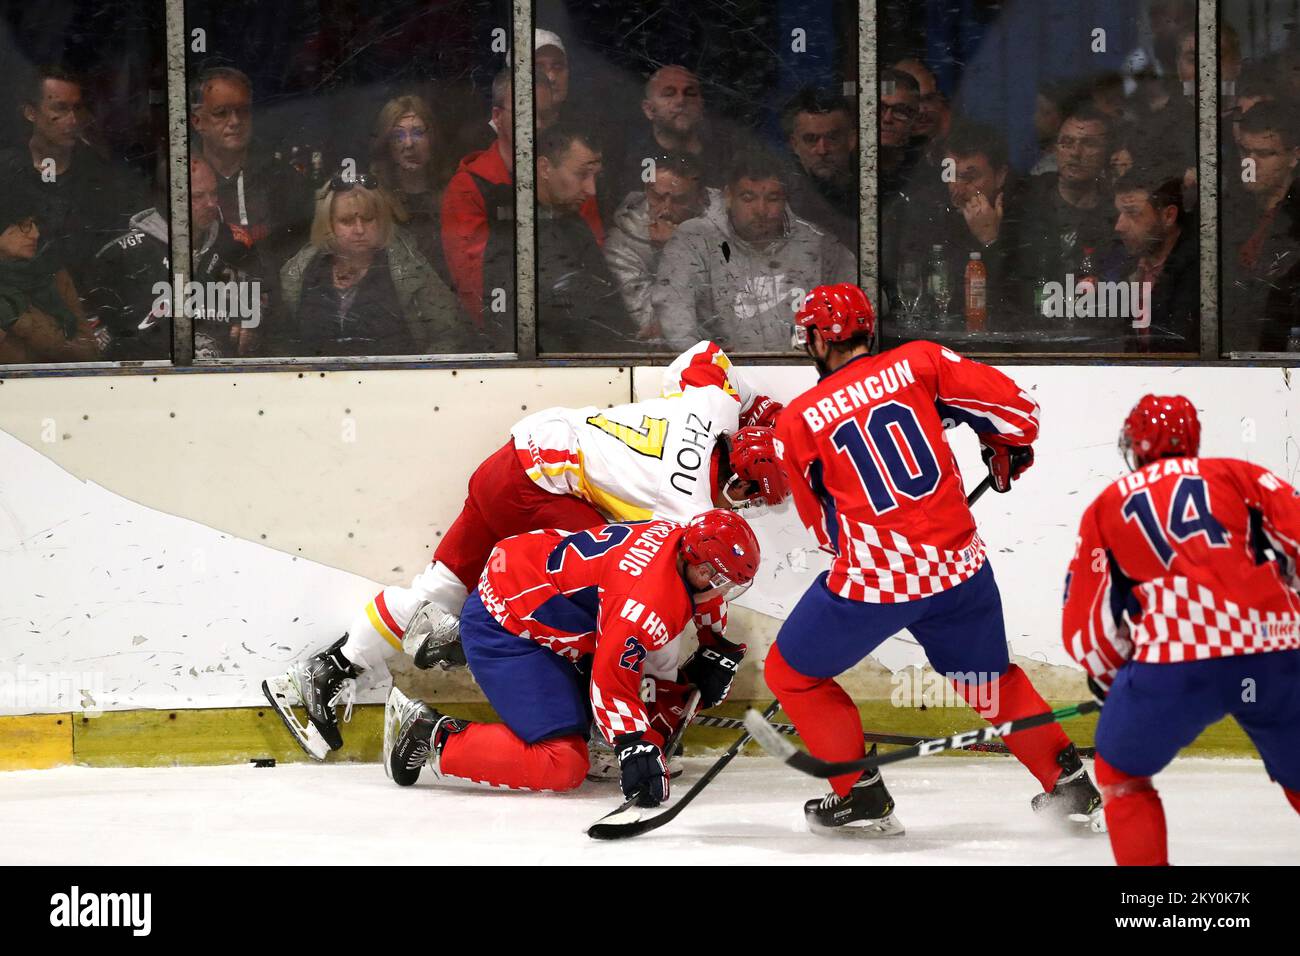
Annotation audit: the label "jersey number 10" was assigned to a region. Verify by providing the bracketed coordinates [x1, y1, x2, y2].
[830, 402, 941, 514]
[1121, 476, 1229, 568]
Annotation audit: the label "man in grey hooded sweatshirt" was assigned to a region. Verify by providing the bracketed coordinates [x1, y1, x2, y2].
[653, 150, 857, 352]
[603, 152, 722, 341]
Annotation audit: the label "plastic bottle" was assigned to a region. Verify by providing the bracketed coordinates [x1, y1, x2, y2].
[926, 245, 950, 322]
[964, 252, 987, 332]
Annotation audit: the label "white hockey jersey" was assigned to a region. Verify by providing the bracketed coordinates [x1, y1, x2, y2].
[510, 341, 780, 523]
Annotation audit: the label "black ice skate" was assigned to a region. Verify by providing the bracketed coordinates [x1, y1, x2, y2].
[804, 751, 905, 837]
[261, 636, 359, 760]
[401, 602, 468, 670]
[1031, 744, 1106, 833]
[383, 686, 467, 786]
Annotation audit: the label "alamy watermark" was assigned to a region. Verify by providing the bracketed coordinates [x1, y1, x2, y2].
[1040, 276, 1153, 328]
[0, 666, 105, 717]
[150, 273, 262, 329]
[891, 669, 998, 711]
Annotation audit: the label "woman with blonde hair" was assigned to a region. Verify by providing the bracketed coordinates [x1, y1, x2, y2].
[370, 94, 446, 276]
[272, 169, 463, 357]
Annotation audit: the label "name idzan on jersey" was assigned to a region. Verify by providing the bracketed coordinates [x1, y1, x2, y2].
[667, 411, 715, 498]
[618, 521, 680, 577]
[800, 358, 918, 433]
[1116, 456, 1200, 495]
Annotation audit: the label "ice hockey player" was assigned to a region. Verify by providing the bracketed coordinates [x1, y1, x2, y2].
[263, 341, 787, 758]
[384, 510, 760, 802]
[767, 282, 1102, 835]
[1063, 394, 1300, 865]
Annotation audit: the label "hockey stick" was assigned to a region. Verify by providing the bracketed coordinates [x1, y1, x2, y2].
[966, 473, 994, 507]
[687, 713, 1096, 757]
[586, 698, 782, 841]
[743, 700, 1100, 779]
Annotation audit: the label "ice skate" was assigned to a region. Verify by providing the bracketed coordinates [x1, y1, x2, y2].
[402, 602, 468, 670]
[261, 636, 358, 760]
[383, 685, 466, 786]
[804, 752, 905, 836]
[1031, 744, 1106, 832]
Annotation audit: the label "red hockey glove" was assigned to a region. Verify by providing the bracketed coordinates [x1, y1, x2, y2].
[742, 395, 784, 430]
[646, 677, 697, 744]
[981, 440, 1034, 493]
[614, 733, 669, 807]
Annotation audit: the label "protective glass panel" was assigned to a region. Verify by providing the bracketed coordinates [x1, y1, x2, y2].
[879, 0, 1201, 356]
[533, 0, 860, 355]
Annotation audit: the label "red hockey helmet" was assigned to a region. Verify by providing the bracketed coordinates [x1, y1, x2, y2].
[1119, 394, 1201, 470]
[793, 283, 876, 349]
[724, 426, 791, 509]
[680, 509, 761, 601]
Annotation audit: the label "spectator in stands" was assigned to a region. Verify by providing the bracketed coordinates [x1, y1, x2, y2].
[604, 152, 719, 339]
[441, 71, 604, 348]
[1111, 170, 1198, 351]
[1030, 80, 1069, 176]
[535, 122, 638, 351]
[893, 59, 948, 151]
[610, 65, 729, 212]
[0, 65, 140, 295]
[534, 29, 570, 128]
[1222, 102, 1300, 350]
[780, 88, 858, 249]
[370, 94, 447, 281]
[189, 66, 314, 269]
[0, 184, 101, 365]
[879, 68, 920, 210]
[653, 150, 856, 351]
[883, 122, 1020, 331]
[271, 169, 462, 357]
[84, 155, 268, 360]
[1016, 104, 1118, 289]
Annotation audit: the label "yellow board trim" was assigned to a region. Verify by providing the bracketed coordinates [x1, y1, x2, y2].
[0, 713, 73, 770]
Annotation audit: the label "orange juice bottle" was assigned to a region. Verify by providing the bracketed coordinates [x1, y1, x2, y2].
[964, 252, 987, 332]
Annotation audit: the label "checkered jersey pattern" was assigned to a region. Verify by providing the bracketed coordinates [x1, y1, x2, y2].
[1131, 577, 1300, 663]
[590, 682, 650, 741]
[827, 515, 988, 603]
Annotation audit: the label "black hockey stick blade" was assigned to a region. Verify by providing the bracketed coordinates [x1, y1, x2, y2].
[744, 701, 1100, 779]
[586, 698, 782, 840]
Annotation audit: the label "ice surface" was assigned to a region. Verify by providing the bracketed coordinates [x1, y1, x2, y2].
[4, 756, 1294, 865]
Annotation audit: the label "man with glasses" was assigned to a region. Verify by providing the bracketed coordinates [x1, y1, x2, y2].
[879, 68, 921, 213]
[1015, 104, 1119, 302]
[189, 66, 313, 270]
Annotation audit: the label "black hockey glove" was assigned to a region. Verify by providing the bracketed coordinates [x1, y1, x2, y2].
[1086, 675, 1109, 706]
[981, 441, 1034, 493]
[683, 637, 746, 709]
[614, 733, 669, 808]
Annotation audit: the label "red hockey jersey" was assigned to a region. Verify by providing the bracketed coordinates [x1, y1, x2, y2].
[1062, 457, 1300, 688]
[777, 340, 1039, 603]
[477, 519, 709, 746]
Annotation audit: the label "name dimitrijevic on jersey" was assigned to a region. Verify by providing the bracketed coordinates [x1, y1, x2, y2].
[49, 886, 151, 936]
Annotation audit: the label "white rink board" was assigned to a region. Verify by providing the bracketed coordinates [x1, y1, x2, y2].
[635, 362, 1300, 673]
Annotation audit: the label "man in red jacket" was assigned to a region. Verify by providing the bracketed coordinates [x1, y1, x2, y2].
[441, 70, 603, 348]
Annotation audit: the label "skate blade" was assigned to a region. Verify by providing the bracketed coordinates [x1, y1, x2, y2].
[1069, 809, 1108, 833]
[262, 677, 330, 761]
[382, 686, 412, 782]
[807, 813, 906, 838]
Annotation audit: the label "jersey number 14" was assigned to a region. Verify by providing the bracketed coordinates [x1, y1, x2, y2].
[1121, 476, 1229, 567]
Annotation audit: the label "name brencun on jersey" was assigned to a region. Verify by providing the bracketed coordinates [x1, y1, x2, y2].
[800, 358, 917, 431]
[149, 273, 262, 328]
[49, 886, 151, 936]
